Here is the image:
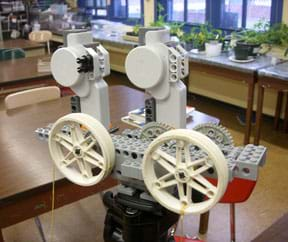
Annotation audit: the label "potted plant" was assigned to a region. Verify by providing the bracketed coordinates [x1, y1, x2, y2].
[204, 27, 223, 57]
[123, 22, 142, 42]
[182, 24, 223, 53]
[232, 20, 269, 59]
[262, 23, 288, 59]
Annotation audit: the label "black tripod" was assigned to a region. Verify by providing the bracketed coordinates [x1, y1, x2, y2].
[102, 191, 179, 242]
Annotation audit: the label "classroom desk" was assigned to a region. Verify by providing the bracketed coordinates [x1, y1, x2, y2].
[255, 62, 288, 145]
[0, 56, 54, 95]
[188, 53, 273, 145]
[0, 39, 46, 57]
[0, 85, 219, 242]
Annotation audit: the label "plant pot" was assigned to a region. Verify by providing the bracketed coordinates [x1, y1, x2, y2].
[126, 31, 138, 37]
[236, 40, 261, 56]
[234, 45, 250, 60]
[184, 42, 194, 51]
[198, 44, 205, 52]
[205, 42, 222, 57]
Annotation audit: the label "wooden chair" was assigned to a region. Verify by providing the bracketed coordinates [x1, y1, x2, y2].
[4, 86, 60, 242]
[5, 86, 60, 110]
[29, 30, 52, 54]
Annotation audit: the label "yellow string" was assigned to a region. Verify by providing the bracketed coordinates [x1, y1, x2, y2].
[49, 163, 56, 242]
[179, 203, 187, 242]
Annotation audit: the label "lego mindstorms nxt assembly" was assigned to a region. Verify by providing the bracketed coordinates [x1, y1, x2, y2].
[36, 30, 267, 242]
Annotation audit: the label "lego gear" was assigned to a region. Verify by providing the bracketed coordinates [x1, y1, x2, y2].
[140, 122, 174, 141]
[142, 129, 229, 215]
[48, 113, 115, 186]
[193, 123, 234, 147]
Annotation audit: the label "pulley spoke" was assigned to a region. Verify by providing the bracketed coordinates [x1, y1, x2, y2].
[193, 175, 217, 194]
[54, 133, 73, 146]
[61, 151, 76, 166]
[157, 179, 178, 189]
[84, 155, 104, 169]
[55, 137, 73, 152]
[83, 160, 93, 178]
[155, 149, 177, 166]
[187, 157, 207, 168]
[71, 123, 85, 144]
[86, 149, 104, 163]
[188, 180, 214, 198]
[184, 144, 192, 166]
[175, 141, 185, 167]
[189, 163, 212, 177]
[177, 183, 185, 201]
[155, 157, 176, 174]
[157, 172, 174, 182]
[76, 158, 87, 176]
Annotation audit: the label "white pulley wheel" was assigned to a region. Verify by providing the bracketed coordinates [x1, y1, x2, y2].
[142, 129, 228, 215]
[49, 113, 115, 186]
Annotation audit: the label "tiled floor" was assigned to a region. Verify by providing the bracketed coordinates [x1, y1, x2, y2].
[2, 72, 288, 242]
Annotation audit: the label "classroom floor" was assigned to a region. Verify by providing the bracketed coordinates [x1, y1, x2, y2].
[2, 72, 288, 242]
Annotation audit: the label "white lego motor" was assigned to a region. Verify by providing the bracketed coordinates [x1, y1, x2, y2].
[51, 32, 111, 129]
[125, 29, 189, 129]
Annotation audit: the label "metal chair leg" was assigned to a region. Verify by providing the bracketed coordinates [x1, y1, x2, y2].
[230, 204, 236, 242]
[34, 216, 47, 242]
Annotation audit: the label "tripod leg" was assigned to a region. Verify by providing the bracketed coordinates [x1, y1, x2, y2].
[230, 204, 236, 242]
[198, 211, 209, 240]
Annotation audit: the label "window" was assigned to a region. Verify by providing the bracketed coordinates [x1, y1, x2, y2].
[167, 0, 206, 24]
[128, 0, 141, 18]
[220, 0, 273, 29]
[96, 0, 107, 16]
[78, 0, 143, 23]
[113, 0, 142, 19]
[246, 0, 272, 28]
[220, 0, 243, 29]
[167, 0, 185, 22]
[159, 0, 283, 29]
[113, 0, 127, 18]
[187, 0, 206, 24]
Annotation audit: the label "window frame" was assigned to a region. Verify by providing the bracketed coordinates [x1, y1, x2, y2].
[92, 0, 144, 25]
[157, 0, 283, 31]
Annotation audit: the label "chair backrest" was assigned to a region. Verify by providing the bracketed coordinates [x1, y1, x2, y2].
[0, 48, 25, 61]
[29, 30, 52, 42]
[5, 86, 61, 110]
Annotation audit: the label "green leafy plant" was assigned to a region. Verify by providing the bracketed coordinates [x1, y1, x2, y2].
[264, 23, 288, 46]
[233, 20, 271, 45]
[132, 24, 141, 35]
[168, 22, 184, 38]
[150, 3, 166, 27]
[181, 24, 223, 50]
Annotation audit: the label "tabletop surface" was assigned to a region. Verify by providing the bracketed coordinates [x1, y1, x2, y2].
[0, 56, 51, 85]
[189, 52, 273, 74]
[258, 61, 288, 81]
[0, 39, 44, 50]
[0, 85, 218, 202]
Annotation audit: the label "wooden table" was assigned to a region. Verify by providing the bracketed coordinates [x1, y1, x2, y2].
[0, 39, 45, 57]
[0, 85, 219, 242]
[189, 54, 273, 145]
[0, 56, 54, 95]
[255, 62, 288, 145]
